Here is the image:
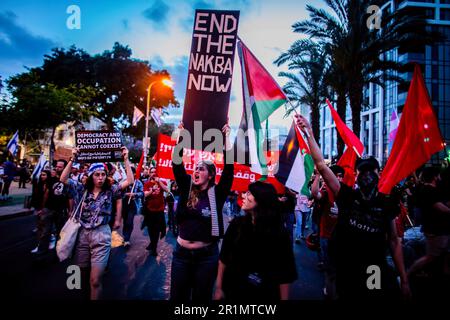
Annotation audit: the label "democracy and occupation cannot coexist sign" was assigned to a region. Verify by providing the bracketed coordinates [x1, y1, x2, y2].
[75, 131, 123, 163]
[182, 9, 240, 150]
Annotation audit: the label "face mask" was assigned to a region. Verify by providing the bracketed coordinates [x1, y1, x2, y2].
[357, 171, 379, 198]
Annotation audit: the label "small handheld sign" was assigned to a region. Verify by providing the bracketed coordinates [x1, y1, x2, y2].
[75, 131, 123, 163]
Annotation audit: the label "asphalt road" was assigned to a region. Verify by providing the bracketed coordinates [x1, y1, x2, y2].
[0, 213, 324, 300]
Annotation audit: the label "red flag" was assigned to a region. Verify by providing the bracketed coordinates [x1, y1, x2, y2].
[326, 99, 364, 157]
[337, 147, 357, 187]
[135, 151, 145, 180]
[379, 64, 444, 194]
[326, 99, 364, 186]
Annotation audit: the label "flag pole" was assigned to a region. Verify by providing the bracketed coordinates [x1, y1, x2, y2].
[127, 181, 136, 205]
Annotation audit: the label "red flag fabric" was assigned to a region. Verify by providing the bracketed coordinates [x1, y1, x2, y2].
[135, 151, 145, 180]
[326, 99, 364, 157]
[378, 64, 444, 194]
[337, 147, 358, 187]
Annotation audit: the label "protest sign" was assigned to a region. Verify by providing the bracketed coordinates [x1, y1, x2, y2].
[75, 131, 123, 163]
[154, 133, 284, 193]
[182, 9, 240, 150]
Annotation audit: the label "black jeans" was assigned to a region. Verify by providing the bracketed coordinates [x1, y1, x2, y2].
[19, 176, 27, 188]
[2, 180, 12, 196]
[170, 242, 219, 301]
[144, 210, 166, 251]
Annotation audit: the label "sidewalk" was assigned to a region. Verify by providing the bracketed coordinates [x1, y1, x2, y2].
[0, 182, 34, 220]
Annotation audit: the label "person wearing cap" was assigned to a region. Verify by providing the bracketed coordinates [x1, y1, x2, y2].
[170, 122, 234, 301]
[295, 114, 410, 300]
[213, 181, 298, 301]
[60, 147, 134, 300]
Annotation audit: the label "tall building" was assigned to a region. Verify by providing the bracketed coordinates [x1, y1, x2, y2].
[319, 0, 450, 164]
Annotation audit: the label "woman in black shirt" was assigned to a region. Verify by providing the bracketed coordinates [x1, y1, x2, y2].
[214, 181, 298, 301]
[170, 123, 234, 301]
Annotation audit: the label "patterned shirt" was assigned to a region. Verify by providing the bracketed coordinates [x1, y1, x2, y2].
[73, 184, 122, 229]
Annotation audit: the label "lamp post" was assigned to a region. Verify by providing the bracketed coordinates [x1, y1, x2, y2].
[143, 78, 173, 165]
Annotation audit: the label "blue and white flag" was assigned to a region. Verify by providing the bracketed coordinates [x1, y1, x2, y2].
[151, 108, 163, 127]
[132, 106, 145, 127]
[31, 153, 48, 180]
[7, 130, 19, 156]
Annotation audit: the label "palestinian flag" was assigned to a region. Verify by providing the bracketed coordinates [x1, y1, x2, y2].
[234, 39, 286, 176]
[275, 122, 314, 196]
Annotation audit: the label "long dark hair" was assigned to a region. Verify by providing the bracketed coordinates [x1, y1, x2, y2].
[187, 161, 216, 209]
[38, 170, 52, 190]
[237, 181, 284, 242]
[85, 173, 112, 192]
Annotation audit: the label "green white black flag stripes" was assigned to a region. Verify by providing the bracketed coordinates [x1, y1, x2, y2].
[234, 39, 286, 175]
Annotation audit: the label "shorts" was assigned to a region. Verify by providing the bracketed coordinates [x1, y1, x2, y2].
[74, 224, 111, 268]
[425, 234, 449, 257]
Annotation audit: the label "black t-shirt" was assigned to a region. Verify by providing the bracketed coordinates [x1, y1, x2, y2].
[179, 190, 214, 243]
[46, 177, 69, 212]
[335, 184, 398, 289]
[219, 216, 298, 301]
[416, 184, 449, 235]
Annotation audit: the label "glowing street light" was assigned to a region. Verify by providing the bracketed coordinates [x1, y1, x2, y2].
[143, 78, 174, 165]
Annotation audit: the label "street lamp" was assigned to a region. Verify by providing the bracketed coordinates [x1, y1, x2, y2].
[144, 78, 174, 165]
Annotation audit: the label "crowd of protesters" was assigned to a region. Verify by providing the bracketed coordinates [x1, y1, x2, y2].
[4, 115, 446, 302]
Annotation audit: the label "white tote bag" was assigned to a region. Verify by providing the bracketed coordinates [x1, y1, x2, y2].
[56, 191, 86, 262]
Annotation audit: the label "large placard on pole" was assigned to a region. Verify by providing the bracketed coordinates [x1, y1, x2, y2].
[75, 131, 123, 163]
[182, 9, 240, 150]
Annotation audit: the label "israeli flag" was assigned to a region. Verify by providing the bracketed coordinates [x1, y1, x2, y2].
[32, 153, 48, 181]
[132, 106, 145, 127]
[7, 130, 19, 156]
[151, 108, 163, 127]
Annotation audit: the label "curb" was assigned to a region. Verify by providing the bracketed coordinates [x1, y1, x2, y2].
[0, 209, 34, 221]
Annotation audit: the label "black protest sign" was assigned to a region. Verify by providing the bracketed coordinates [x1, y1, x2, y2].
[182, 9, 240, 149]
[75, 131, 123, 163]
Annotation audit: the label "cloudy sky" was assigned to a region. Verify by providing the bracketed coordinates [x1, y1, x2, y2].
[0, 0, 326, 136]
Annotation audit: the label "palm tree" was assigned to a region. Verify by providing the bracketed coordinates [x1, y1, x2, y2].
[287, 0, 439, 138]
[276, 40, 349, 156]
[275, 40, 329, 142]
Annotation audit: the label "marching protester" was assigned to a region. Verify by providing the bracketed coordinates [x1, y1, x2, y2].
[143, 166, 169, 256]
[30, 170, 52, 253]
[170, 122, 233, 301]
[311, 165, 344, 299]
[122, 166, 144, 247]
[279, 188, 297, 246]
[295, 113, 411, 300]
[1, 157, 16, 200]
[60, 147, 134, 300]
[407, 167, 450, 277]
[295, 190, 312, 242]
[167, 181, 179, 236]
[18, 159, 30, 188]
[214, 181, 297, 301]
[33, 159, 71, 255]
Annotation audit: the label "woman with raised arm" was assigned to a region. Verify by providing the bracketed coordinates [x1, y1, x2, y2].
[170, 122, 234, 302]
[60, 147, 134, 300]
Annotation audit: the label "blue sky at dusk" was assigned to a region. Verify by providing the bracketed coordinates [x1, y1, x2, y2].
[0, 0, 325, 132]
